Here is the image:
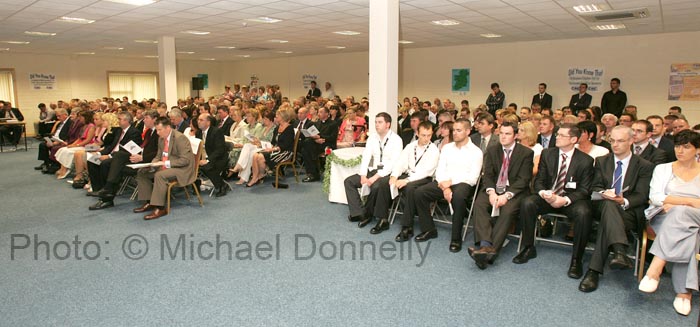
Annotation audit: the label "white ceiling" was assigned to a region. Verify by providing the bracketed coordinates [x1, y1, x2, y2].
[0, 0, 699, 61]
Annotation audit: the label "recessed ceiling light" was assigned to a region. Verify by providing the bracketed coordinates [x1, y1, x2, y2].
[237, 55, 250, 58]
[24, 31, 56, 36]
[134, 40, 158, 44]
[103, 46, 124, 50]
[201, 58, 216, 60]
[591, 24, 626, 30]
[398, 40, 413, 44]
[145, 55, 158, 58]
[573, 4, 609, 13]
[268, 39, 288, 43]
[246, 17, 282, 24]
[0, 48, 9, 51]
[177, 51, 195, 54]
[2, 41, 29, 44]
[326, 46, 346, 49]
[215, 46, 236, 49]
[75, 52, 95, 55]
[105, 0, 157, 5]
[333, 31, 361, 36]
[480, 33, 502, 38]
[181, 30, 210, 35]
[431, 19, 459, 26]
[277, 51, 293, 54]
[58, 16, 95, 24]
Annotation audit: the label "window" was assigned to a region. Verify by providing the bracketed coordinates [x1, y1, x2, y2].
[108, 72, 158, 101]
[0, 69, 16, 104]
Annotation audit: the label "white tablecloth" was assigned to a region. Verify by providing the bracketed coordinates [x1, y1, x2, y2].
[327, 147, 364, 204]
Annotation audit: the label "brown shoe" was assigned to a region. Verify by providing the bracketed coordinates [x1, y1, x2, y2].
[144, 208, 168, 220]
[133, 202, 154, 213]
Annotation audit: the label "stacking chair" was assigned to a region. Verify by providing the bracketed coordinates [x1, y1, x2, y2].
[165, 142, 204, 212]
[273, 132, 301, 189]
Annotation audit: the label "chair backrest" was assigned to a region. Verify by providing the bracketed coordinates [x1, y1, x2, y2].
[193, 141, 203, 177]
[286, 131, 301, 164]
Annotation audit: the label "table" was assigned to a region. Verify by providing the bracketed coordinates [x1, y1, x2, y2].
[0, 121, 27, 152]
[325, 147, 364, 204]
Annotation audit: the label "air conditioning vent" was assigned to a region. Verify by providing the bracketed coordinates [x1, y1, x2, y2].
[580, 8, 649, 22]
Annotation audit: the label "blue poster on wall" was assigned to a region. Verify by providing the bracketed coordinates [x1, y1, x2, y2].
[197, 73, 209, 89]
[452, 68, 470, 92]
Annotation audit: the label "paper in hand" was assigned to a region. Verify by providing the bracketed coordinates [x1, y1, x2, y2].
[120, 140, 143, 155]
[390, 184, 399, 200]
[86, 152, 101, 165]
[301, 126, 320, 137]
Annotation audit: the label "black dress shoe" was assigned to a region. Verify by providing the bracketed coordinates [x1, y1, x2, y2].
[395, 227, 414, 242]
[358, 216, 373, 228]
[72, 180, 86, 189]
[348, 214, 363, 222]
[97, 189, 115, 199]
[568, 259, 583, 279]
[578, 270, 600, 293]
[609, 252, 633, 270]
[449, 240, 462, 253]
[215, 184, 229, 197]
[469, 246, 494, 270]
[86, 191, 100, 197]
[34, 164, 45, 170]
[89, 200, 114, 211]
[512, 246, 537, 264]
[302, 176, 319, 183]
[370, 219, 390, 234]
[414, 230, 437, 242]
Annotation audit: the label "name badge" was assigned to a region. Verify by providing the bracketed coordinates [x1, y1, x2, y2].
[565, 182, 576, 189]
[162, 151, 168, 157]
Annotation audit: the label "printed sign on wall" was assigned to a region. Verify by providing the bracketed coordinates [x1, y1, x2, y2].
[567, 67, 604, 92]
[669, 63, 700, 101]
[29, 73, 56, 90]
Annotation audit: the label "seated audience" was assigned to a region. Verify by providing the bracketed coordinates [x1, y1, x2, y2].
[575, 121, 609, 161]
[72, 113, 118, 188]
[35, 103, 56, 138]
[232, 111, 276, 185]
[55, 111, 97, 179]
[247, 109, 296, 187]
[517, 121, 542, 175]
[337, 108, 367, 148]
[471, 112, 498, 153]
[301, 107, 339, 183]
[434, 121, 453, 151]
[631, 120, 667, 166]
[226, 108, 249, 168]
[196, 113, 229, 197]
[647, 115, 676, 162]
[35, 108, 72, 173]
[0, 101, 24, 146]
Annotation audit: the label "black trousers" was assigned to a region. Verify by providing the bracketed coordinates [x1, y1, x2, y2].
[520, 194, 593, 259]
[200, 158, 227, 189]
[0, 125, 21, 144]
[415, 182, 474, 241]
[37, 142, 50, 162]
[301, 139, 323, 178]
[343, 171, 386, 218]
[396, 177, 433, 228]
[88, 157, 113, 193]
[588, 200, 638, 273]
[472, 191, 527, 250]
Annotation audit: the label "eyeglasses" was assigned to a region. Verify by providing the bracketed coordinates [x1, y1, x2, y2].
[556, 133, 572, 138]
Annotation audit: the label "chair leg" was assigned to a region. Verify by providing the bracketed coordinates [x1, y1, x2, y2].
[166, 185, 172, 213]
[639, 229, 648, 282]
[183, 186, 191, 201]
[292, 164, 299, 183]
[275, 165, 281, 188]
[130, 188, 138, 201]
[192, 185, 204, 206]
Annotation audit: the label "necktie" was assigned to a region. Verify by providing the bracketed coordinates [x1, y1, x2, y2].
[481, 137, 487, 152]
[612, 161, 623, 194]
[542, 137, 549, 148]
[553, 153, 568, 195]
[218, 118, 224, 128]
[298, 120, 303, 130]
[201, 131, 207, 159]
[161, 137, 169, 170]
[112, 129, 126, 153]
[634, 145, 642, 155]
[540, 94, 543, 100]
[649, 138, 658, 147]
[496, 149, 511, 192]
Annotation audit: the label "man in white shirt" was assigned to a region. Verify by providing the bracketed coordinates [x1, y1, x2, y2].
[344, 112, 403, 229]
[324, 82, 336, 99]
[385, 121, 440, 239]
[413, 118, 483, 253]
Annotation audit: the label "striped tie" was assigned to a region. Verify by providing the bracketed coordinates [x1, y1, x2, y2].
[552, 153, 568, 195]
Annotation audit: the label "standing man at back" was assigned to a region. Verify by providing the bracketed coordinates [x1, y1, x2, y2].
[601, 78, 627, 118]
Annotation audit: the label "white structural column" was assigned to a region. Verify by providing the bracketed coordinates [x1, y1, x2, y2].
[368, 0, 399, 130]
[157, 36, 178, 108]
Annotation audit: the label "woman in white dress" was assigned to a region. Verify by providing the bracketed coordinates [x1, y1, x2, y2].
[231, 111, 276, 185]
[55, 111, 96, 179]
[227, 108, 249, 167]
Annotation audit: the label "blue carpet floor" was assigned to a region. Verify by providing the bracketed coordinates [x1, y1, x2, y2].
[0, 146, 695, 326]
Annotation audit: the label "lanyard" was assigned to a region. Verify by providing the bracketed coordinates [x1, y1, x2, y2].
[413, 143, 430, 167]
[378, 133, 390, 164]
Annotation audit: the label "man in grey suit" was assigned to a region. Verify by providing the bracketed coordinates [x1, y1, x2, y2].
[470, 112, 499, 153]
[134, 117, 196, 220]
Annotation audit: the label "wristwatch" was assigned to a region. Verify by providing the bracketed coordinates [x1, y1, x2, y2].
[505, 192, 514, 200]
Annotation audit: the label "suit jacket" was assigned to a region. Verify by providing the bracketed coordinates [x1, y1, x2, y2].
[133, 119, 145, 133]
[0, 108, 24, 121]
[470, 133, 499, 151]
[52, 118, 72, 141]
[482, 143, 534, 197]
[293, 119, 314, 141]
[658, 136, 676, 162]
[402, 130, 417, 148]
[101, 126, 142, 155]
[636, 144, 667, 166]
[531, 93, 553, 109]
[314, 119, 339, 149]
[569, 93, 592, 115]
[141, 128, 158, 163]
[536, 133, 557, 149]
[534, 148, 594, 203]
[592, 153, 653, 231]
[196, 126, 227, 164]
[154, 130, 196, 186]
[217, 116, 234, 136]
[173, 119, 189, 133]
[306, 87, 321, 99]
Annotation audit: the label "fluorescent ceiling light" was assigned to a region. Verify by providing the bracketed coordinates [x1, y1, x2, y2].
[177, 51, 195, 54]
[75, 52, 95, 55]
[215, 46, 236, 49]
[480, 33, 502, 38]
[24, 31, 56, 36]
[201, 58, 216, 60]
[268, 39, 288, 43]
[591, 24, 626, 30]
[145, 55, 158, 58]
[105, 0, 157, 5]
[237, 55, 250, 58]
[573, 4, 609, 13]
[431, 19, 459, 26]
[58, 16, 95, 24]
[277, 51, 293, 54]
[134, 40, 158, 44]
[326, 46, 346, 49]
[2, 41, 30, 44]
[103, 46, 124, 50]
[246, 17, 282, 24]
[333, 31, 361, 36]
[181, 30, 210, 35]
[0, 48, 9, 51]
[398, 40, 414, 44]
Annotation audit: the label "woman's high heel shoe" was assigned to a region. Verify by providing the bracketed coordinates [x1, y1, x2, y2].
[639, 275, 659, 293]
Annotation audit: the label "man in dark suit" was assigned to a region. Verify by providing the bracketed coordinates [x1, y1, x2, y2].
[468, 122, 534, 269]
[513, 123, 594, 279]
[0, 100, 25, 145]
[579, 125, 653, 292]
[89, 110, 159, 210]
[531, 83, 553, 110]
[301, 107, 339, 182]
[293, 107, 313, 140]
[470, 112, 499, 153]
[601, 78, 627, 118]
[86, 111, 143, 198]
[536, 115, 557, 149]
[35, 108, 71, 171]
[169, 108, 189, 133]
[196, 113, 229, 197]
[306, 81, 322, 100]
[132, 107, 145, 132]
[568, 83, 593, 115]
[401, 111, 424, 147]
[632, 120, 667, 166]
[646, 115, 676, 162]
[215, 106, 234, 136]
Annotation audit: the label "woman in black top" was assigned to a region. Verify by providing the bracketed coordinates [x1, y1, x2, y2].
[247, 108, 295, 187]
